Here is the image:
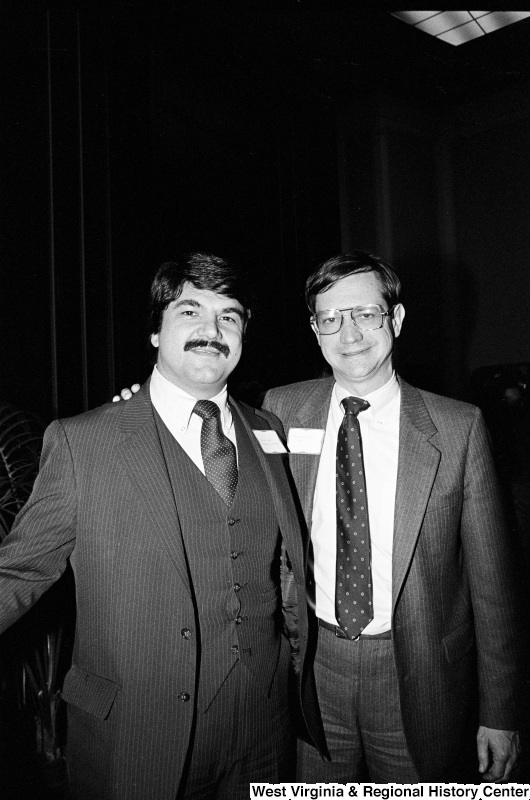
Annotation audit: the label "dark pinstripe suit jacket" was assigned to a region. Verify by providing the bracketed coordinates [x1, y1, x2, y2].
[0, 382, 323, 799]
[263, 375, 520, 780]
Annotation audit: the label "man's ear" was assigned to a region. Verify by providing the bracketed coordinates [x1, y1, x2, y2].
[391, 304, 405, 339]
[151, 333, 159, 348]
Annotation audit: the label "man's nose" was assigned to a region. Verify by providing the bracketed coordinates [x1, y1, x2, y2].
[197, 315, 221, 338]
[339, 314, 363, 343]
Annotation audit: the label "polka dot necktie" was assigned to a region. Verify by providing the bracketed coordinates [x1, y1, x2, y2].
[335, 396, 373, 639]
[193, 400, 238, 506]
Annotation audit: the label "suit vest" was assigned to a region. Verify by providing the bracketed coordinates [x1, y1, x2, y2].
[155, 407, 285, 710]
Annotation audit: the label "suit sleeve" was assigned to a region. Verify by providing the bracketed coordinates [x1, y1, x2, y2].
[0, 420, 77, 633]
[461, 407, 520, 730]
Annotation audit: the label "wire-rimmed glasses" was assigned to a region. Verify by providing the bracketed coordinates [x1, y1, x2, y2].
[311, 304, 395, 335]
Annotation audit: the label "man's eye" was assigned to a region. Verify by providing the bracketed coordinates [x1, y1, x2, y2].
[219, 315, 242, 326]
[321, 315, 338, 325]
[358, 311, 376, 321]
[180, 309, 198, 316]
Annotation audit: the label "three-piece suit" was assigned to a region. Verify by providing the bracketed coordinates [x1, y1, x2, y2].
[0, 382, 323, 799]
[263, 375, 519, 780]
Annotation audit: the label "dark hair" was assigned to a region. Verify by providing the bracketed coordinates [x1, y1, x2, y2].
[148, 252, 252, 336]
[305, 251, 401, 314]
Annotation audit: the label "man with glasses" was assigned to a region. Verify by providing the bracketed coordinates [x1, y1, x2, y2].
[263, 251, 520, 783]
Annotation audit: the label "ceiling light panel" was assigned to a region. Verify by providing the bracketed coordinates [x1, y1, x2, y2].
[391, 11, 442, 25]
[416, 11, 473, 36]
[437, 22, 485, 45]
[479, 11, 530, 33]
[391, 9, 530, 45]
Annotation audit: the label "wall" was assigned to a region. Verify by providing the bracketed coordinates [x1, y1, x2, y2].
[3, 6, 530, 418]
[1, 5, 341, 422]
[452, 85, 530, 373]
[1, 7, 155, 420]
[336, 82, 530, 398]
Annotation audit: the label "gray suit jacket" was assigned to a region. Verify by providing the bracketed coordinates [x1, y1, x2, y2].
[0, 382, 321, 799]
[264, 375, 520, 780]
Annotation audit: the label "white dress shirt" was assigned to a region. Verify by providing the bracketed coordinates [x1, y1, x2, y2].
[149, 366, 237, 472]
[311, 373, 400, 634]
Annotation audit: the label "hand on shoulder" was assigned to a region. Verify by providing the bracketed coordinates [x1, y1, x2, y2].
[112, 384, 141, 402]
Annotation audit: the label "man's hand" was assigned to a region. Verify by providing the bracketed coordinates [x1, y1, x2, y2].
[477, 726, 520, 782]
[112, 384, 141, 402]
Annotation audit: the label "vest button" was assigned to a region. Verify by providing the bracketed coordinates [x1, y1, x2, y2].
[235, 615, 248, 625]
[177, 692, 190, 702]
[231, 551, 240, 559]
[227, 517, 236, 526]
[231, 645, 239, 655]
[181, 628, 192, 639]
[233, 583, 241, 592]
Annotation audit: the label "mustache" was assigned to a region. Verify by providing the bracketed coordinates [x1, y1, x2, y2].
[184, 339, 230, 358]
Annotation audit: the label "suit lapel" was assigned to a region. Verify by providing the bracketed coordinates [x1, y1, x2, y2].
[231, 399, 303, 561]
[288, 378, 334, 526]
[116, 382, 191, 592]
[392, 379, 440, 609]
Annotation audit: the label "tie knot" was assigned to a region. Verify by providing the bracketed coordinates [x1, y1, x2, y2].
[342, 396, 370, 417]
[193, 399, 220, 421]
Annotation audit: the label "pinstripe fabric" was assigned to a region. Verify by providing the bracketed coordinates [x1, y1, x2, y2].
[154, 409, 293, 796]
[0, 381, 313, 800]
[181, 654, 292, 798]
[156, 409, 284, 711]
[297, 628, 419, 783]
[263, 376, 520, 780]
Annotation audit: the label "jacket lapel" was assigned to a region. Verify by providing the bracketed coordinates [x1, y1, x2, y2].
[392, 379, 441, 609]
[231, 399, 303, 560]
[288, 378, 334, 526]
[116, 382, 191, 592]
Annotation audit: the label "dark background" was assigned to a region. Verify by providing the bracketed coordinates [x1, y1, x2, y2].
[2, 1, 530, 419]
[1, 4, 530, 795]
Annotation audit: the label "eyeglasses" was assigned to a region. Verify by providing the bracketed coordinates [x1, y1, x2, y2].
[311, 304, 395, 335]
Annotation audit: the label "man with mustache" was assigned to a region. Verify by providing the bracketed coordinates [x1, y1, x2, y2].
[0, 253, 325, 799]
[116, 250, 521, 783]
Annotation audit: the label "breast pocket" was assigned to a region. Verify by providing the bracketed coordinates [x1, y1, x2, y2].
[424, 489, 462, 516]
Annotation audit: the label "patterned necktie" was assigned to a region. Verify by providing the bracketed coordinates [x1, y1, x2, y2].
[193, 400, 238, 506]
[335, 395, 373, 639]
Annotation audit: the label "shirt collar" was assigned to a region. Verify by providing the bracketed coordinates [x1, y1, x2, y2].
[333, 372, 400, 422]
[150, 366, 233, 432]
